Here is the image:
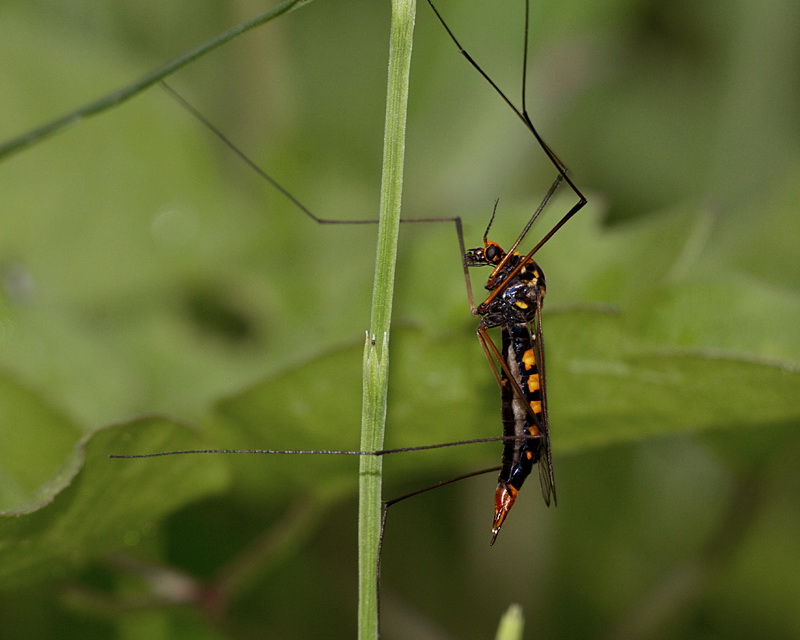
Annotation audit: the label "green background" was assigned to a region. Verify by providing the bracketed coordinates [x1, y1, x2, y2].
[1, 0, 798, 638]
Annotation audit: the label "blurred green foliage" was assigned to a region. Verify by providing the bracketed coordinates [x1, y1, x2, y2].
[0, 0, 798, 638]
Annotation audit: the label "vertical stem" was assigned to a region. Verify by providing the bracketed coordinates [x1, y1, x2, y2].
[357, 0, 416, 638]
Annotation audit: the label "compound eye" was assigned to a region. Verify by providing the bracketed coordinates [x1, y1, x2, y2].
[484, 243, 503, 263]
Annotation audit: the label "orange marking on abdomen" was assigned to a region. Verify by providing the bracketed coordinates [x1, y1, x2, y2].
[527, 423, 542, 437]
[522, 348, 536, 370]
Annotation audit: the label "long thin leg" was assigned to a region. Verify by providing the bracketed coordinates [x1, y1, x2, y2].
[161, 81, 480, 314]
[425, 0, 584, 199]
[424, 0, 587, 297]
[108, 435, 543, 460]
[376, 465, 502, 620]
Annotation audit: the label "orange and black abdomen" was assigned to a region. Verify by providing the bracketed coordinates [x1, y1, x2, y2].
[492, 322, 547, 540]
[498, 323, 545, 491]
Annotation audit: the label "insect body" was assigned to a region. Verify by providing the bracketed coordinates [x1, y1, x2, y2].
[464, 225, 555, 542]
[424, 0, 587, 540]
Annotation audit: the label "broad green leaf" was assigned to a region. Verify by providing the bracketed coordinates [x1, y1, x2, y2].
[0, 417, 228, 586]
[0, 373, 82, 512]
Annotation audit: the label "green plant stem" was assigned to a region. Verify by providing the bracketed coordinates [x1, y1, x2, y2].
[0, 0, 313, 161]
[358, 0, 416, 638]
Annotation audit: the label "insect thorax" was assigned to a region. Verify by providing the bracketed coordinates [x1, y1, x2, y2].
[475, 253, 545, 327]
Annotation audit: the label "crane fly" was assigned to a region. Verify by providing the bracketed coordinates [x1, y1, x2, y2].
[113, 0, 586, 545]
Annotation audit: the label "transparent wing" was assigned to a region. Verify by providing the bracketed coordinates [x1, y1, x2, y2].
[530, 294, 556, 507]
